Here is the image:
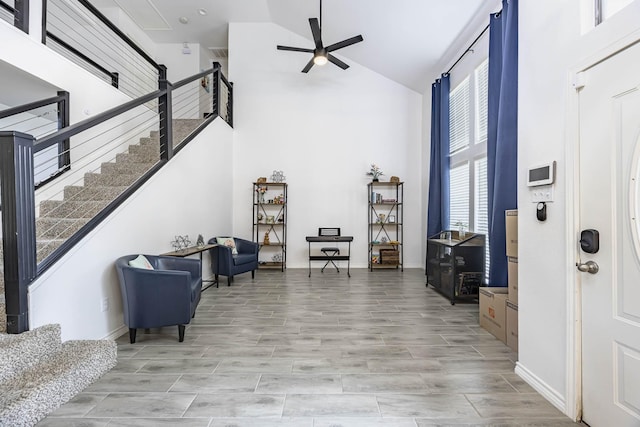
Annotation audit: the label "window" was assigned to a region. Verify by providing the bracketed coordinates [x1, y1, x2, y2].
[449, 77, 470, 154]
[450, 162, 470, 228]
[449, 59, 490, 278]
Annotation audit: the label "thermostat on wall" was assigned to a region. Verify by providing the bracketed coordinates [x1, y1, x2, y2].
[527, 161, 556, 187]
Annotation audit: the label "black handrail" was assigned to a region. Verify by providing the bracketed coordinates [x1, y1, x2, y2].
[35, 89, 163, 153]
[76, 0, 161, 72]
[173, 68, 214, 90]
[46, 32, 119, 88]
[0, 94, 66, 120]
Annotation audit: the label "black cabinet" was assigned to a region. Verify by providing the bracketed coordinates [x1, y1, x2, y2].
[426, 231, 485, 304]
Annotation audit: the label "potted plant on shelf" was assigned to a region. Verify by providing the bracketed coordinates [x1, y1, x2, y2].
[367, 164, 384, 182]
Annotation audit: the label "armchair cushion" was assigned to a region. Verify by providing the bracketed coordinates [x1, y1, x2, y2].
[216, 237, 238, 254]
[234, 253, 256, 266]
[128, 254, 154, 269]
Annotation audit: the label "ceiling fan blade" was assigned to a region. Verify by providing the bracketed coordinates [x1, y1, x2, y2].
[277, 45, 314, 53]
[325, 35, 364, 52]
[328, 54, 349, 70]
[309, 18, 323, 50]
[301, 58, 315, 73]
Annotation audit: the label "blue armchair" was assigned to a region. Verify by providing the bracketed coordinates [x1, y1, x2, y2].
[208, 237, 259, 286]
[115, 255, 202, 343]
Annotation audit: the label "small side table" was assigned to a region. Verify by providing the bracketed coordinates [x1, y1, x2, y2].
[161, 244, 218, 291]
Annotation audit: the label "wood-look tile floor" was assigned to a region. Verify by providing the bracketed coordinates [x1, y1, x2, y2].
[38, 268, 582, 426]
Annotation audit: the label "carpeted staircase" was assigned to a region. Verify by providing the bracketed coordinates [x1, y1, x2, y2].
[0, 119, 203, 425]
[1, 119, 202, 333]
[0, 324, 117, 426]
[35, 119, 203, 262]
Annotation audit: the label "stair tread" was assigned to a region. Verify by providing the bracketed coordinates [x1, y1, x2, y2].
[0, 324, 62, 383]
[0, 338, 116, 427]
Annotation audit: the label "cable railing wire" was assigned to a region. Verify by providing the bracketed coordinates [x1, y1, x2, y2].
[33, 110, 158, 177]
[47, 1, 159, 79]
[46, 16, 156, 91]
[46, 0, 159, 98]
[35, 114, 160, 217]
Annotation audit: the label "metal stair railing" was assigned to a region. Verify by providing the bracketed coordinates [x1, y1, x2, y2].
[0, 63, 233, 334]
[43, 0, 161, 99]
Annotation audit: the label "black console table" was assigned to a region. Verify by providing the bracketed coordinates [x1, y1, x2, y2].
[306, 236, 353, 277]
[426, 232, 485, 304]
[162, 244, 218, 291]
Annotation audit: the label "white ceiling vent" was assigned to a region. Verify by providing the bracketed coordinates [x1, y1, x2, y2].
[114, 0, 171, 30]
[209, 48, 229, 58]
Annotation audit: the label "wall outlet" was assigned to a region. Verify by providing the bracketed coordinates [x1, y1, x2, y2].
[101, 297, 109, 312]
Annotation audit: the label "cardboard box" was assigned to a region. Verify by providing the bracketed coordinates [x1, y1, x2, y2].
[508, 257, 518, 304]
[506, 300, 518, 352]
[479, 287, 509, 343]
[505, 210, 518, 257]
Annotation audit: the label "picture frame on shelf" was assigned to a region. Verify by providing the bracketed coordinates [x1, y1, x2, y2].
[388, 215, 396, 223]
[266, 215, 275, 224]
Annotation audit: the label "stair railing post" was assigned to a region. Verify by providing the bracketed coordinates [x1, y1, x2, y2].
[111, 72, 119, 88]
[227, 81, 234, 128]
[158, 65, 173, 161]
[14, 0, 29, 33]
[57, 91, 71, 170]
[0, 131, 37, 334]
[212, 62, 221, 119]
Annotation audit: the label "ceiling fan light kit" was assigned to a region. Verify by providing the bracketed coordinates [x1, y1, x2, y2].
[277, 0, 363, 73]
[313, 50, 328, 66]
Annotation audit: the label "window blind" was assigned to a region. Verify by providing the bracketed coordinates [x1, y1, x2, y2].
[449, 163, 470, 229]
[475, 59, 489, 145]
[449, 77, 470, 154]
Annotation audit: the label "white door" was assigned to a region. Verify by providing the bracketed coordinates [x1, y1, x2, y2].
[578, 40, 640, 427]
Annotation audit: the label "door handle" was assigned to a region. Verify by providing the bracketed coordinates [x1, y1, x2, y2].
[576, 260, 599, 274]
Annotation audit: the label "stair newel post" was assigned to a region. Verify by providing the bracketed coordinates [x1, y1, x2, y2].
[0, 131, 37, 334]
[14, 0, 29, 33]
[57, 91, 70, 170]
[158, 65, 173, 161]
[212, 62, 221, 118]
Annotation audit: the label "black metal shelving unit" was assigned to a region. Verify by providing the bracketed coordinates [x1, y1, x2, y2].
[253, 182, 287, 271]
[368, 181, 403, 271]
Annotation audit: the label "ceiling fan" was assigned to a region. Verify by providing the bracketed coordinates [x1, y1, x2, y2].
[276, 0, 364, 73]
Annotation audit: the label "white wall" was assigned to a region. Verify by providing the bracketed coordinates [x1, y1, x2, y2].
[156, 43, 202, 82]
[228, 23, 423, 268]
[517, 0, 640, 417]
[29, 120, 234, 340]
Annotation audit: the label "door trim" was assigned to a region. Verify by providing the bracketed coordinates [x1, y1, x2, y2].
[566, 27, 640, 422]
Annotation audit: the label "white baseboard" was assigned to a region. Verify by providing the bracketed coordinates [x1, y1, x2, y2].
[515, 361, 567, 414]
[103, 324, 127, 341]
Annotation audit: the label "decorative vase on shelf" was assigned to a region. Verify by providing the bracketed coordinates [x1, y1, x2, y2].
[372, 178, 379, 182]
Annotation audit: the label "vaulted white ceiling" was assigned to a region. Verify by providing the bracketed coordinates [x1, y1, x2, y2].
[89, 0, 501, 92]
